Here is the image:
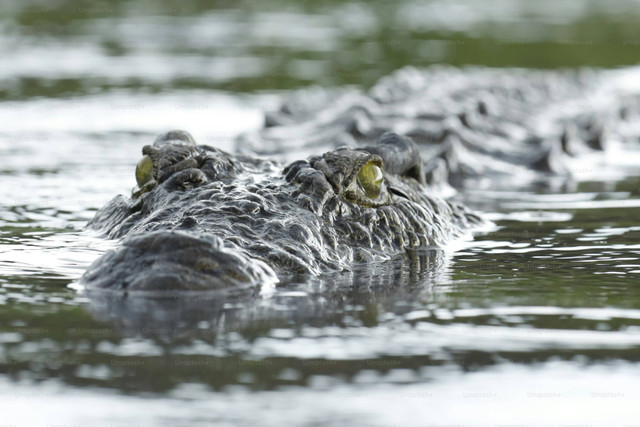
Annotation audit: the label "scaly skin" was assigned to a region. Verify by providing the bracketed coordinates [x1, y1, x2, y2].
[82, 66, 639, 293]
[237, 67, 631, 187]
[81, 131, 482, 293]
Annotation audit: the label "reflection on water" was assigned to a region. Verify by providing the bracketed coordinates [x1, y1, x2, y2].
[2, 0, 640, 424]
[3, 155, 640, 423]
[84, 249, 449, 338]
[2, 361, 638, 426]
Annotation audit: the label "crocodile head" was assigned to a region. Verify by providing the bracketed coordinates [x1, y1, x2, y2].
[80, 130, 481, 294]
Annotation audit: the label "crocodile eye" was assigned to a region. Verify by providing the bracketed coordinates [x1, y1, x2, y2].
[357, 162, 383, 199]
[135, 155, 153, 187]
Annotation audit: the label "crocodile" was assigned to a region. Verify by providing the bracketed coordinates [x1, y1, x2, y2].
[238, 67, 636, 187]
[80, 66, 639, 294]
[82, 130, 482, 293]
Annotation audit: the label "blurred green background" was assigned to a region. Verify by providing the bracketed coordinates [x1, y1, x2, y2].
[1, 0, 640, 99]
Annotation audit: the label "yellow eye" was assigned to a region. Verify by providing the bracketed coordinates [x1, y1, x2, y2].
[135, 155, 153, 187]
[357, 162, 383, 199]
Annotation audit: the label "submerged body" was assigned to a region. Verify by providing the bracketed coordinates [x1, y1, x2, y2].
[81, 67, 638, 292]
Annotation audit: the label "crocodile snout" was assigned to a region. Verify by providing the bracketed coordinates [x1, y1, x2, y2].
[80, 230, 277, 294]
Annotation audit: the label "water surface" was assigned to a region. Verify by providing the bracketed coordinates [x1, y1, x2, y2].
[2, 1, 640, 425]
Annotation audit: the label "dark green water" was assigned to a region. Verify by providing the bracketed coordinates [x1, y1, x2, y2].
[2, 1, 640, 425]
